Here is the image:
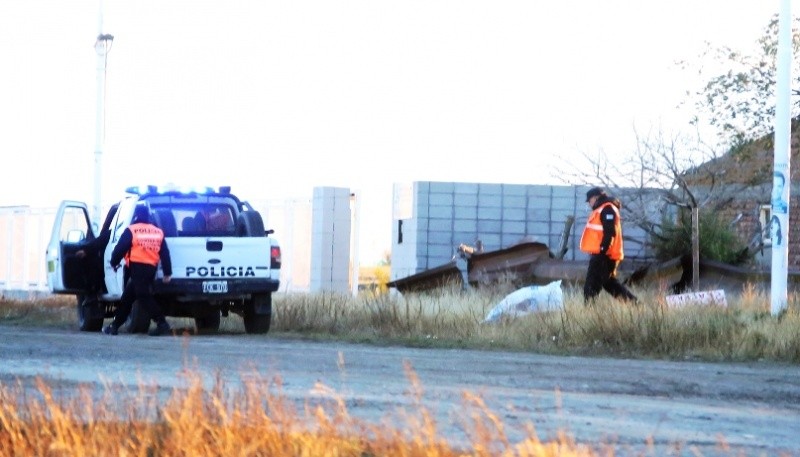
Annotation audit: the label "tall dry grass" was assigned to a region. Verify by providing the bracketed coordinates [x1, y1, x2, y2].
[271, 282, 800, 362]
[0, 365, 599, 457]
[0, 295, 75, 327]
[2, 281, 799, 362]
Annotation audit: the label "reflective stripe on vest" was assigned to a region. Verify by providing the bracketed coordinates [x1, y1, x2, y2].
[579, 202, 624, 260]
[125, 223, 164, 267]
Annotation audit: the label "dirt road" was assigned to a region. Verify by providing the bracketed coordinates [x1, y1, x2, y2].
[0, 324, 798, 456]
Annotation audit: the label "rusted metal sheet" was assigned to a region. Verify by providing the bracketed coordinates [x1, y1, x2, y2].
[388, 241, 671, 294]
[386, 261, 464, 293]
[389, 239, 800, 294]
[467, 242, 552, 284]
[389, 241, 587, 293]
[528, 259, 588, 284]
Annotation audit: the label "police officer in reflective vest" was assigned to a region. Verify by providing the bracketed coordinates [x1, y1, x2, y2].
[103, 203, 174, 336]
[579, 187, 638, 304]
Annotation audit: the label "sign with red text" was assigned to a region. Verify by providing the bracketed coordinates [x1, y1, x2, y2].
[665, 290, 727, 308]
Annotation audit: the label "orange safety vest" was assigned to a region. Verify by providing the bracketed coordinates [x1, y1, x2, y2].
[579, 202, 624, 260]
[125, 223, 165, 267]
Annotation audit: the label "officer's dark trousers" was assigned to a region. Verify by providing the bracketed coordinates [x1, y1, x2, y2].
[111, 262, 167, 328]
[583, 254, 638, 304]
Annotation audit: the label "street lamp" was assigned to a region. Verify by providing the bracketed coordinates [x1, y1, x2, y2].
[93, 26, 113, 230]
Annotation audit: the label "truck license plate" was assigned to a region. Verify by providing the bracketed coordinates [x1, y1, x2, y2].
[202, 280, 228, 293]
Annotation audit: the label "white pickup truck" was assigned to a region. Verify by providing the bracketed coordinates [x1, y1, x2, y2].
[45, 185, 281, 334]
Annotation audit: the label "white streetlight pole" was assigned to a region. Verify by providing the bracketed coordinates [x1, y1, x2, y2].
[93, 0, 113, 230]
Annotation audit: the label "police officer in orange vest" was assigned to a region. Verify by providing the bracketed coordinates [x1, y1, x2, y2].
[579, 187, 637, 304]
[103, 203, 173, 336]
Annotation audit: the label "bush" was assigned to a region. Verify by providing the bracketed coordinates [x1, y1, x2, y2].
[651, 207, 747, 264]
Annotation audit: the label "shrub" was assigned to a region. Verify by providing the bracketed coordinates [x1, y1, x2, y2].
[651, 207, 747, 264]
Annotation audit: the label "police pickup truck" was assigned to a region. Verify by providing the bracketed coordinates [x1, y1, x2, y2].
[45, 185, 281, 334]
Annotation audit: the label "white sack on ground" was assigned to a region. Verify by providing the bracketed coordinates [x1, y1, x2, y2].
[484, 280, 564, 323]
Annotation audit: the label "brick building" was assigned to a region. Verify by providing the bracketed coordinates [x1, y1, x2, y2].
[687, 123, 800, 269]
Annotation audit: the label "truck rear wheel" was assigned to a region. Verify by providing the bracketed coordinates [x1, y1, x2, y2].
[243, 293, 271, 334]
[77, 295, 104, 332]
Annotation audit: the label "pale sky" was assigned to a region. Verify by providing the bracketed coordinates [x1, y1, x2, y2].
[0, 1, 791, 263]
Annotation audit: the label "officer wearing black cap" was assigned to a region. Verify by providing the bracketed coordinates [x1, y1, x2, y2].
[103, 203, 174, 336]
[579, 187, 638, 304]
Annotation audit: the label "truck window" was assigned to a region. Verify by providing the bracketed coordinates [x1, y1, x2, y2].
[60, 207, 91, 242]
[111, 199, 137, 243]
[151, 203, 236, 237]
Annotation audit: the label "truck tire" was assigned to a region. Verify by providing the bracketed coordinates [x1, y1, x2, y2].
[237, 211, 265, 237]
[243, 293, 271, 334]
[126, 301, 151, 334]
[195, 310, 221, 334]
[77, 295, 104, 332]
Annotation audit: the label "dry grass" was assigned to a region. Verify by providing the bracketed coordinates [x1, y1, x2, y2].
[0, 295, 75, 327]
[2, 282, 799, 362]
[271, 282, 800, 362]
[0, 365, 598, 457]
[0, 289, 793, 455]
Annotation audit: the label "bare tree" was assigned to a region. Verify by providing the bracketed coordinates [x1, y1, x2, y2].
[555, 125, 761, 262]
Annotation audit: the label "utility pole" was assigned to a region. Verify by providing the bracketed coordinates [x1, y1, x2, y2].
[692, 207, 699, 291]
[771, 0, 791, 316]
[93, 0, 113, 230]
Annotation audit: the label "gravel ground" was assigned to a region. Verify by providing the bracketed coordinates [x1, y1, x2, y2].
[0, 324, 798, 456]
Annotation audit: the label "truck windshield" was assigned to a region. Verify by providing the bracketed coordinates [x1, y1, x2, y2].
[150, 204, 237, 237]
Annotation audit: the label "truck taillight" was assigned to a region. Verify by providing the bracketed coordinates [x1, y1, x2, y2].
[270, 246, 281, 269]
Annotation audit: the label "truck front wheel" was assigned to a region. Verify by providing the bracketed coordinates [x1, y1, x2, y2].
[243, 293, 271, 334]
[77, 295, 104, 332]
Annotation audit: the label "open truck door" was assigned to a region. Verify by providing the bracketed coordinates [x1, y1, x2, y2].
[46, 201, 94, 294]
[102, 198, 136, 299]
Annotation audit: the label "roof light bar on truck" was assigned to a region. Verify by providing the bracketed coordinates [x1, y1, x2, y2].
[124, 185, 232, 196]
